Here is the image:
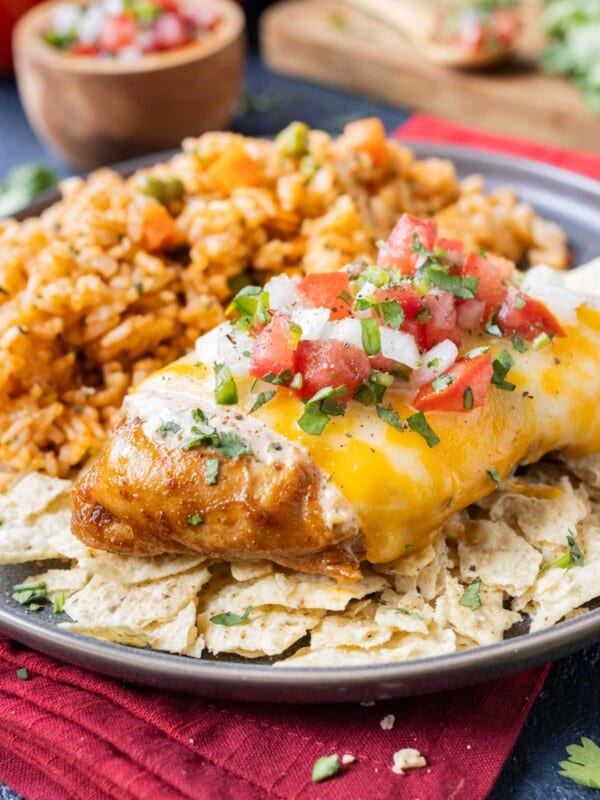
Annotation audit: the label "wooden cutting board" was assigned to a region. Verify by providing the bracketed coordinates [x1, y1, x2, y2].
[260, 0, 600, 153]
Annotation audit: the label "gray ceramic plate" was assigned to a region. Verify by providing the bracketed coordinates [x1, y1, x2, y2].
[3, 144, 600, 704]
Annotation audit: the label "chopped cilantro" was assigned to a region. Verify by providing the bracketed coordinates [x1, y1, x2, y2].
[209, 606, 252, 626]
[227, 285, 270, 327]
[205, 458, 220, 485]
[427, 357, 441, 369]
[249, 390, 276, 413]
[424, 267, 479, 300]
[491, 349, 516, 391]
[543, 532, 584, 571]
[361, 317, 381, 355]
[513, 295, 526, 310]
[262, 370, 293, 386]
[298, 386, 347, 435]
[213, 432, 253, 458]
[214, 363, 238, 405]
[187, 514, 204, 526]
[354, 371, 393, 406]
[312, 754, 340, 783]
[12, 582, 46, 608]
[53, 592, 66, 614]
[134, 281, 144, 296]
[157, 420, 182, 437]
[406, 411, 440, 447]
[394, 607, 425, 621]
[459, 577, 482, 610]
[511, 334, 528, 353]
[379, 299, 405, 329]
[376, 404, 404, 433]
[463, 385, 474, 410]
[487, 468, 501, 488]
[558, 737, 600, 790]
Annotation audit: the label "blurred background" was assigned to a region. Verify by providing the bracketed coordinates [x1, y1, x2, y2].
[1, 0, 599, 214]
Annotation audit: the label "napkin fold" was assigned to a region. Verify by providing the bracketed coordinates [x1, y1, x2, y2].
[0, 115, 597, 800]
[0, 636, 547, 800]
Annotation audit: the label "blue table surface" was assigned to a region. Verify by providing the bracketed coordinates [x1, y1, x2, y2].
[1, 54, 599, 800]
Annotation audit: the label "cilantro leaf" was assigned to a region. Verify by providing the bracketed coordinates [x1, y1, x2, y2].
[491, 349, 516, 391]
[463, 385, 474, 410]
[424, 267, 479, 300]
[250, 390, 276, 413]
[213, 432, 253, 458]
[312, 754, 340, 783]
[376, 404, 404, 433]
[487, 468, 501, 488]
[204, 458, 220, 485]
[459, 577, 482, 610]
[157, 420, 181, 436]
[298, 386, 347, 435]
[209, 606, 252, 626]
[187, 514, 204, 526]
[394, 607, 425, 621]
[543, 531, 584, 571]
[511, 334, 528, 353]
[559, 737, 600, 790]
[407, 411, 440, 448]
[12, 582, 47, 608]
[379, 299, 405, 329]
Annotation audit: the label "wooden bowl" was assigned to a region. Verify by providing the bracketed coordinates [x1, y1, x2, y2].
[13, 0, 245, 168]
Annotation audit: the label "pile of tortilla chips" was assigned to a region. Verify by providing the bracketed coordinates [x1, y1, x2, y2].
[1, 455, 599, 666]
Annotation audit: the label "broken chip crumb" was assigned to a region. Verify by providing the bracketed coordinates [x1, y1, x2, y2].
[341, 754, 355, 765]
[392, 748, 427, 775]
[380, 713, 395, 731]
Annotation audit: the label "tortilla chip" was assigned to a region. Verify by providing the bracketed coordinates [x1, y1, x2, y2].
[145, 601, 200, 654]
[434, 576, 521, 646]
[200, 571, 387, 615]
[374, 589, 432, 635]
[0, 473, 71, 523]
[458, 520, 542, 596]
[230, 560, 274, 582]
[60, 623, 150, 648]
[64, 565, 211, 628]
[77, 551, 206, 585]
[200, 606, 323, 657]
[27, 567, 90, 597]
[310, 602, 393, 650]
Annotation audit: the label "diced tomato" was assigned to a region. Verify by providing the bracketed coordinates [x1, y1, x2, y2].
[153, 12, 191, 50]
[298, 272, 352, 320]
[463, 251, 514, 316]
[98, 14, 138, 52]
[496, 289, 567, 340]
[377, 214, 438, 276]
[437, 238, 465, 254]
[456, 298, 486, 331]
[414, 353, 493, 413]
[374, 283, 427, 349]
[339, 118, 389, 169]
[71, 43, 100, 56]
[424, 289, 461, 348]
[294, 340, 370, 401]
[249, 314, 296, 380]
[369, 354, 398, 373]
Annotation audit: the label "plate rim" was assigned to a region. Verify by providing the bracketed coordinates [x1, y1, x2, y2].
[3, 140, 600, 701]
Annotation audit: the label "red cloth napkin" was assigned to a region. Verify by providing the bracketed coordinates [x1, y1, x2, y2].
[0, 116, 597, 800]
[0, 636, 547, 800]
[396, 113, 600, 181]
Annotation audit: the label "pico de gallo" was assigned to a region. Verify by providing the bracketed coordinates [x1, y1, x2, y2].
[42, 0, 220, 58]
[433, 0, 519, 56]
[197, 213, 568, 443]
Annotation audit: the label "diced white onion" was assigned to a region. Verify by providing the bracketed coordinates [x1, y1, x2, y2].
[78, 6, 104, 43]
[52, 3, 82, 34]
[194, 322, 252, 377]
[410, 339, 459, 387]
[380, 327, 420, 368]
[356, 281, 377, 300]
[520, 264, 587, 325]
[265, 274, 300, 311]
[291, 307, 330, 340]
[324, 318, 364, 349]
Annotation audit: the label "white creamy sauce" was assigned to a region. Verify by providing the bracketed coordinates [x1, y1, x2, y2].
[125, 384, 360, 536]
